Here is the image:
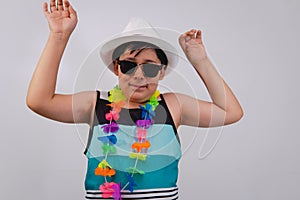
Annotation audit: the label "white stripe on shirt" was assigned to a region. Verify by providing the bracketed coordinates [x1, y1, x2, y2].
[85, 186, 179, 199]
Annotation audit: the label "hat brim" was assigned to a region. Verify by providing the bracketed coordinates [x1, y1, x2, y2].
[99, 28, 180, 75]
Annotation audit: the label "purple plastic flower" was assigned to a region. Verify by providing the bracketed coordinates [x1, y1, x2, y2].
[101, 122, 119, 133]
[112, 182, 122, 200]
[136, 119, 151, 129]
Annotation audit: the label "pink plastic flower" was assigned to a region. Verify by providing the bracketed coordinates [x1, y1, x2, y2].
[105, 110, 120, 121]
[99, 182, 115, 198]
[136, 128, 147, 141]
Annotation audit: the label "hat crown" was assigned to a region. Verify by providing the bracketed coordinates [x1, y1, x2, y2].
[100, 17, 179, 75]
[121, 18, 160, 38]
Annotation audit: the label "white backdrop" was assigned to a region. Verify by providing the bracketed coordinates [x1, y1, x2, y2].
[1, 0, 300, 199]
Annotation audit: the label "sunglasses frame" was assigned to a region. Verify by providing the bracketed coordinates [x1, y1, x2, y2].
[117, 60, 164, 78]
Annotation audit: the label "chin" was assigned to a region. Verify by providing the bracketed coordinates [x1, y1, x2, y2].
[120, 81, 158, 102]
[129, 91, 151, 103]
[131, 89, 157, 103]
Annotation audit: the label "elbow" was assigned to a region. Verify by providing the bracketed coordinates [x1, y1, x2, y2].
[234, 108, 244, 123]
[225, 108, 244, 125]
[26, 94, 43, 114]
[26, 95, 36, 112]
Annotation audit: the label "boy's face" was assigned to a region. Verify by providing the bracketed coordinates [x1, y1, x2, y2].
[114, 48, 165, 104]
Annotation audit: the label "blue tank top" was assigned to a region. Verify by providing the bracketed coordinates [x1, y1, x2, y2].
[84, 91, 182, 194]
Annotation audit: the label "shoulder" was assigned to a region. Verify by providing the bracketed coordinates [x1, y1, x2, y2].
[69, 90, 98, 124]
[162, 92, 192, 106]
[162, 92, 194, 112]
[161, 92, 182, 128]
[161, 92, 201, 128]
[161, 92, 179, 105]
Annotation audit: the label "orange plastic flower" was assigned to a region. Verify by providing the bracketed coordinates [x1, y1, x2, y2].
[107, 100, 125, 113]
[95, 167, 116, 177]
[132, 140, 151, 152]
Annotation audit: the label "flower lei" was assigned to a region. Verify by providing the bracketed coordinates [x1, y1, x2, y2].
[95, 85, 160, 199]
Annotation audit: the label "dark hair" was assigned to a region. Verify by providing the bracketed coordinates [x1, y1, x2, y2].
[112, 41, 168, 66]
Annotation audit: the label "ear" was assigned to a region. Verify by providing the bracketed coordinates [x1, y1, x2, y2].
[113, 60, 119, 76]
[159, 67, 166, 80]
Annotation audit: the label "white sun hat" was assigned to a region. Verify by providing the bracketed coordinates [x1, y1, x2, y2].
[100, 18, 179, 75]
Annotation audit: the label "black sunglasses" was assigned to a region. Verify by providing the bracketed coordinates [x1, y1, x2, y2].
[117, 60, 163, 78]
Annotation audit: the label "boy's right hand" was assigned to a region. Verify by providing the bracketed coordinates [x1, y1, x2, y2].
[43, 0, 77, 36]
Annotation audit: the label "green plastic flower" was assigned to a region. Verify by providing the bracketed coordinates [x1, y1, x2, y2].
[108, 85, 127, 102]
[148, 90, 160, 110]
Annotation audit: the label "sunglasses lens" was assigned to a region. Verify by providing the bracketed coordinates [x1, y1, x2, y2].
[142, 64, 162, 77]
[119, 60, 137, 74]
[118, 60, 162, 77]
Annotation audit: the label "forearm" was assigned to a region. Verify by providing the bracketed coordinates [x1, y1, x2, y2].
[193, 58, 243, 117]
[27, 32, 71, 108]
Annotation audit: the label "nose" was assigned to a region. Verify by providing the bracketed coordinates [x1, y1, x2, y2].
[133, 65, 145, 79]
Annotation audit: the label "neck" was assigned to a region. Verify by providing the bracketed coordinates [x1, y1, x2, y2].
[123, 99, 149, 109]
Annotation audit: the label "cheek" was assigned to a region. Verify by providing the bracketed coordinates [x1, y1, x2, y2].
[118, 73, 130, 81]
[117, 75, 130, 90]
[147, 80, 159, 90]
[147, 76, 160, 85]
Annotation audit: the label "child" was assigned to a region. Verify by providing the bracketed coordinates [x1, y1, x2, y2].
[27, 0, 243, 199]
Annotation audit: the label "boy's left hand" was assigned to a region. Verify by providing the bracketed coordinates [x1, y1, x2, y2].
[179, 29, 208, 66]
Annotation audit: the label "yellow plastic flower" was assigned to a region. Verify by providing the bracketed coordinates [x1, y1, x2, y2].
[108, 85, 127, 102]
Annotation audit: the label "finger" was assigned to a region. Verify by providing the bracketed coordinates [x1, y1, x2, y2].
[57, 0, 64, 11]
[49, 0, 57, 12]
[68, 3, 78, 20]
[186, 30, 195, 41]
[178, 33, 186, 43]
[43, 2, 50, 16]
[64, 0, 70, 8]
[64, 0, 71, 12]
[185, 35, 191, 42]
[179, 32, 190, 46]
[187, 29, 196, 37]
[181, 30, 196, 43]
[179, 33, 185, 42]
[196, 30, 202, 39]
[178, 33, 187, 46]
[61, 0, 70, 17]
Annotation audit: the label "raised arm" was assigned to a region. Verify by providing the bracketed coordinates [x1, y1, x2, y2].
[165, 29, 243, 128]
[26, 0, 96, 124]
